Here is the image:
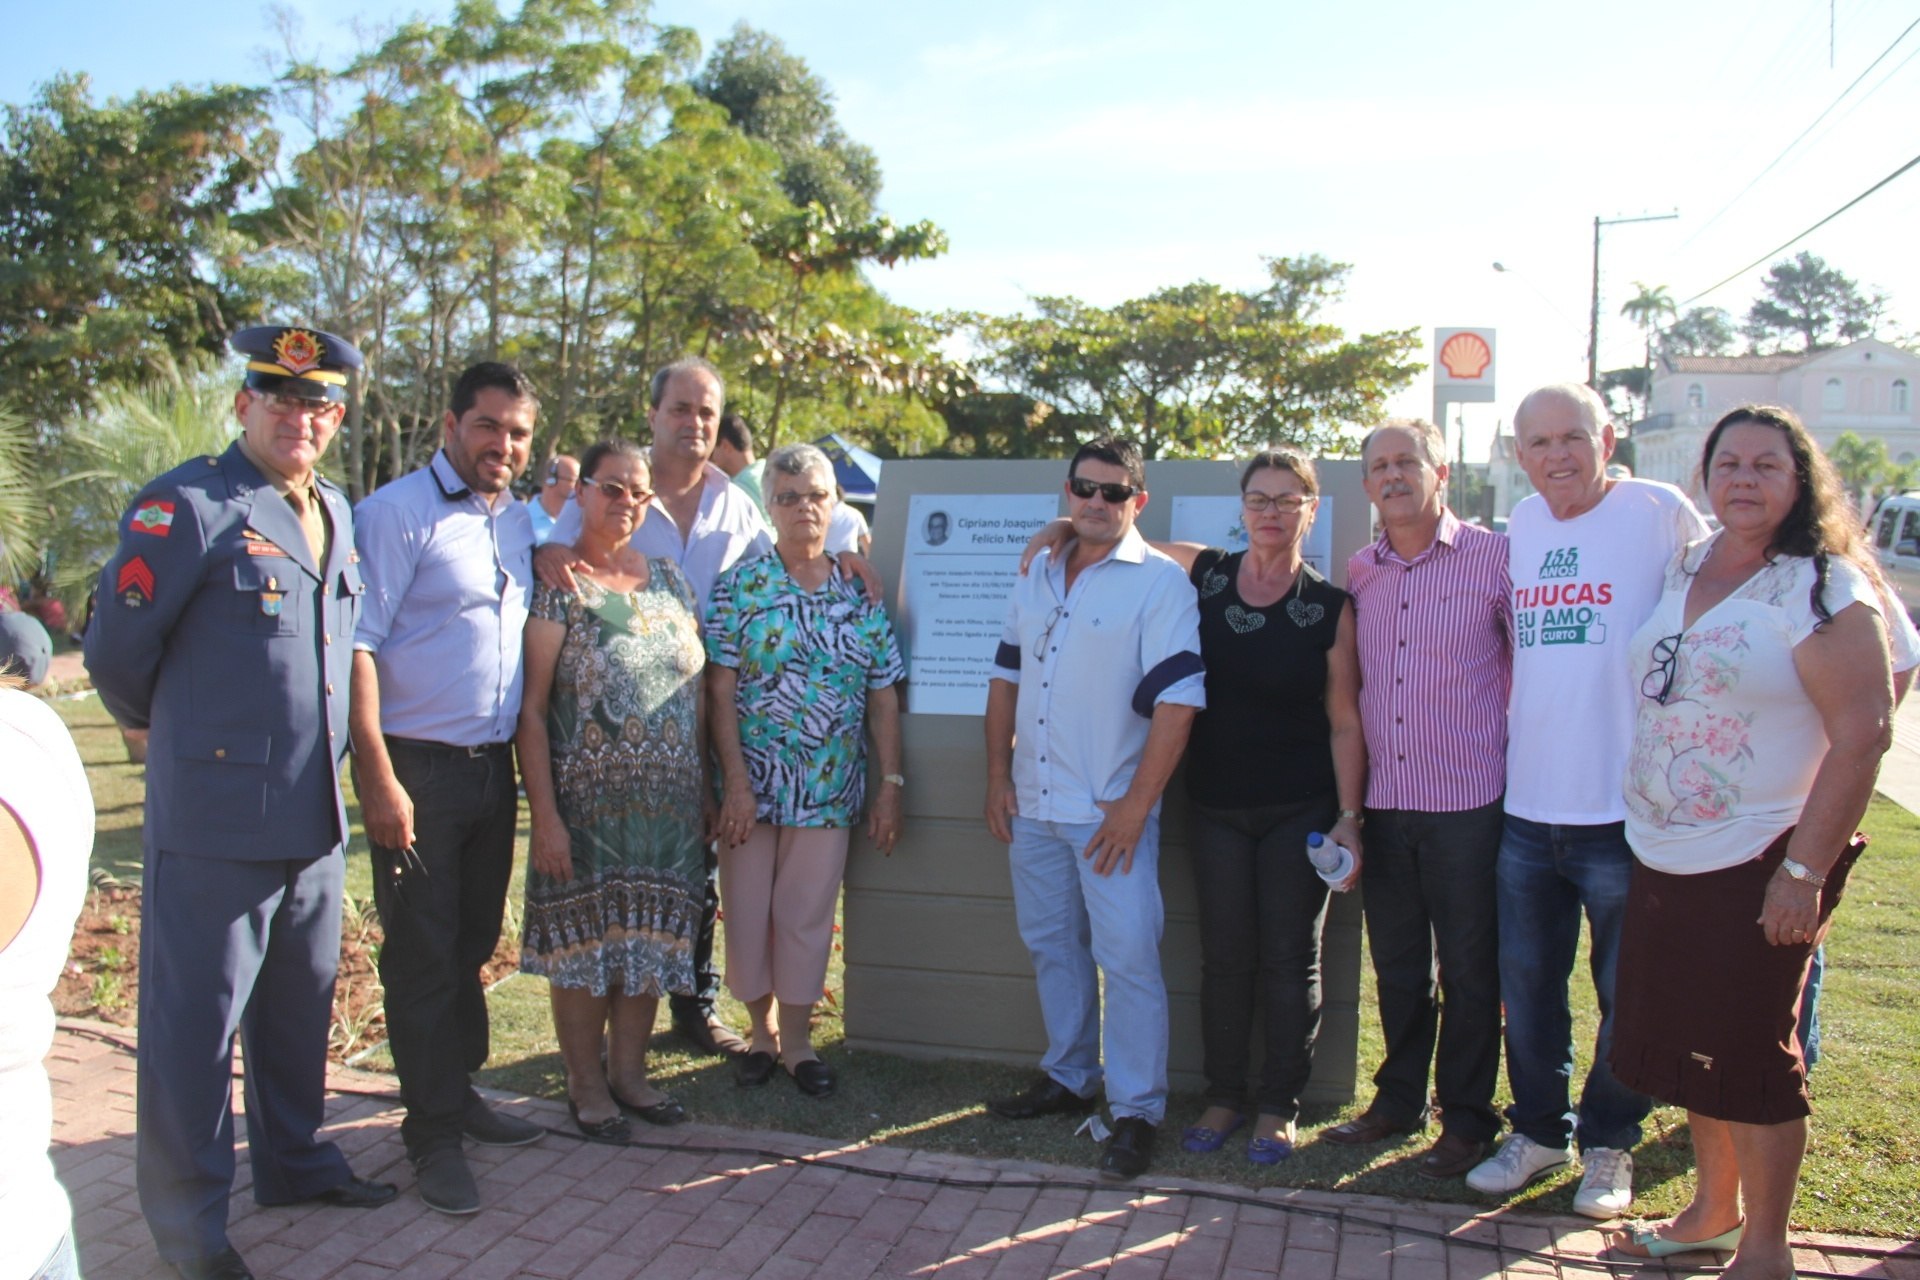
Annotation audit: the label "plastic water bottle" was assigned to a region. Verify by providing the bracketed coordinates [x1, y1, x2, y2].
[1306, 832, 1356, 889]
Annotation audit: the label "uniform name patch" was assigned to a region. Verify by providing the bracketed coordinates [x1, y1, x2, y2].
[131, 500, 175, 537]
[246, 542, 290, 557]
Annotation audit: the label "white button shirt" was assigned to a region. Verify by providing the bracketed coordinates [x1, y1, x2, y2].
[992, 528, 1205, 825]
[550, 461, 771, 612]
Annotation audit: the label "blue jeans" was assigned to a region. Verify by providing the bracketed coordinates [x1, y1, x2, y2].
[1007, 815, 1169, 1123]
[1496, 816, 1651, 1153]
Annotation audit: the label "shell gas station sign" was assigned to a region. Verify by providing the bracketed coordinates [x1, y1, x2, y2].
[1433, 327, 1496, 401]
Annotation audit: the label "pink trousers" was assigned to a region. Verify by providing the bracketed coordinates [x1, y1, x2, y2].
[719, 824, 850, 1006]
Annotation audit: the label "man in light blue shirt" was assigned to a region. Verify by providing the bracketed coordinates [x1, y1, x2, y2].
[982, 436, 1205, 1183]
[527, 452, 578, 545]
[349, 362, 543, 1216]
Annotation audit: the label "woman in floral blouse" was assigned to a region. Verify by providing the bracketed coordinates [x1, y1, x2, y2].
[516, 440, 709, 1143]
[706, 443, 904, 1099]
[1608, 406, 1897, 1278]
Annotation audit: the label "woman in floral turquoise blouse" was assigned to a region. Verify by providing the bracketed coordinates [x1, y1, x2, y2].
[707, 443, 905, 1099]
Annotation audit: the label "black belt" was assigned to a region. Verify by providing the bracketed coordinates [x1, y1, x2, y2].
[385, 735, 512, 758]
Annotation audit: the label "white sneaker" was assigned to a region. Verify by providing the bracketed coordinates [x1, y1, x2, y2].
[1572, 1147, 1634, 1219]
[1465, 1134, 1574, 1194]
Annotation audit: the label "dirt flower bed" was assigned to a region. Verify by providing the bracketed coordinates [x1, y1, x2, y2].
[56, 882, 520, 1063]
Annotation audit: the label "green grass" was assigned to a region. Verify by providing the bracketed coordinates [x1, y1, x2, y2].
[57, 693, 1920, 1235]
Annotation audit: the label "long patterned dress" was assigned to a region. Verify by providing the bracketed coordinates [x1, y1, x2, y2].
[520, 560, 706, 997]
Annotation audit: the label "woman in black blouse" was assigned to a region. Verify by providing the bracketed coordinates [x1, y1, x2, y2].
[1023, 449, 1365, 1164]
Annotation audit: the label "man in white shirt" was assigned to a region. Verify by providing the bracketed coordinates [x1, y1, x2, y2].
[983, 436, 1205, 1183]
[1466, 383, 1709, 1218]
[824, 488, 872, 558]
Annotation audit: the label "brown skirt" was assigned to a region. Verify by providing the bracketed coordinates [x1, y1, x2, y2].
[1608, 827, 1865, 1125]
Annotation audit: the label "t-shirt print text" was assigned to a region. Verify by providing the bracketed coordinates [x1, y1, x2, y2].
[1514, 546, 1615, 649]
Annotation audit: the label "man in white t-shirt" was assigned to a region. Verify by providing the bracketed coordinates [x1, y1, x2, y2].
[1465, 383, 1709, 1218]
[825, 489, 872, 558]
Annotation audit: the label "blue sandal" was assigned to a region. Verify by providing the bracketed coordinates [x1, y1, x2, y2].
[1180, 1114, 1246, 1153]
[1610, 1220, 1745, 1258]
[1247, 1134, 1295, 1166]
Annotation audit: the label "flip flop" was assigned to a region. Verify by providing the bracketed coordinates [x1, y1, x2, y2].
[1605, 1220, 1745, 1258]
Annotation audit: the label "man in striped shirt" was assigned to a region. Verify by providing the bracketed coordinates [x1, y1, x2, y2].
[1329, 419, 1512, 1180]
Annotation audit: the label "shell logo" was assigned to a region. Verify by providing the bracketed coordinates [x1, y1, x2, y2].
[1439, 331, 1492, 380]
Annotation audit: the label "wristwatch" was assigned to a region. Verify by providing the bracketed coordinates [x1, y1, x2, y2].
[1779, 857, 1827, 888]
[881, 773, 906, 788]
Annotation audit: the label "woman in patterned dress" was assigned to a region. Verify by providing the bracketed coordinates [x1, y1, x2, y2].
[706, 443, 905, 1099]
[1606, 406, 1898, 1278]
[516, 439, 710, 1142]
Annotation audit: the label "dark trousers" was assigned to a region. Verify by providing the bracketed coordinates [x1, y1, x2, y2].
[1188, 795, 1336, 1122]
[364, 738, 518, 1157]
[668, 845, 722, 1025]
[137, 850, 351, 1262]
[1358, 802, 1504, 1142]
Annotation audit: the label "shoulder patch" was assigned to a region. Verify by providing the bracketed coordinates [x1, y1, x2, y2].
[118, 556, 155, 607]
[130, 500, 175, 537]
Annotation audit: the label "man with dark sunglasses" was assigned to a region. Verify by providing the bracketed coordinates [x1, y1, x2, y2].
[983, 436, 1205, 1182]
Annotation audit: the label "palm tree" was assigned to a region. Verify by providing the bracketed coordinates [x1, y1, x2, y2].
[1619, 283, 1679, 421]
[0, 408, 48, 590]
[45, 355, 236, 615]
[1620, 282, 1678, 339]
[1828, 431, 1889, 514]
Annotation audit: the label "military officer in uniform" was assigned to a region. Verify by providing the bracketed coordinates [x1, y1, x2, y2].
[85, 325, 397, 1280]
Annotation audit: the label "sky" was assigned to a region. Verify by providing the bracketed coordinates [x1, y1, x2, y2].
[9, 0, 1920, 461]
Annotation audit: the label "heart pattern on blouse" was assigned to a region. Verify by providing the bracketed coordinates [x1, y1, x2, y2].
[1286, 598, 1325, 628]
[1199, 570, 1229, 599]
[1224, 604, 1266, 634]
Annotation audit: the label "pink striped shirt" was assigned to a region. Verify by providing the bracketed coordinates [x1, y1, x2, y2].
[1346, 510, 1512, 812]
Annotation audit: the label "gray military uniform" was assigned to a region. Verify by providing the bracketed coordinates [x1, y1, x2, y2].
[85, 441, 363, 1263]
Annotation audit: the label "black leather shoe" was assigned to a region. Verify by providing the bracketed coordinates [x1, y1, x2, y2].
[414, 1149, 481, 1216]
[307, 1175, 399, 1208]
[675, 1014, 750, 1058]
[736, 1050, 778, 1087]
[463, 1096, 544, 1147]
[987, 1076, 1097, 1120]
[1099, 1117, 1157, 1181]
[170, 1247, 255, 1280]
[789, 1058, 836, 1098]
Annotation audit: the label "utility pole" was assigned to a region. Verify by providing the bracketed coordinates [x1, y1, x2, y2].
[1588, 211, 1678, 389]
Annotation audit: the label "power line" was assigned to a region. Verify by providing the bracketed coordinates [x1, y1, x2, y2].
[1680, 14, 1920, 249]
[1678, 146, 1920, 306]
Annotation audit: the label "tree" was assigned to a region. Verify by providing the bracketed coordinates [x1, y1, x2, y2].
[972, 256, 1422, 459]
[43, 356, 235, 613]
[1828, 430, 1889, 508]
[694, 24, 880, 220]
[1620, 282, 1676, 344]
[1744, 252, 1886, 353]
[0, 74, 275, 426]
[1659, 307, 1736, 359]
[0, 407, 43, 584]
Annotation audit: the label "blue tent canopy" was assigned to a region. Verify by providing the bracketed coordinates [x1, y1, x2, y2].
[810, 433, 883, 502]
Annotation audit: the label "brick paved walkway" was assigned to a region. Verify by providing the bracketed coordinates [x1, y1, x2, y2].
[49, 1019, 1914, 1280]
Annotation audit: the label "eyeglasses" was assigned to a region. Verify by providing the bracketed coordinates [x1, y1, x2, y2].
[1242, 492, 1316, 514]
[1034, 604, 1066, 660]
[1641, 632, 1683, 705]
[1068, 476, 1140, 503]
[252, 391, 339, 419]
[584, 478, 653, 504]
[771, 489, 834, 508]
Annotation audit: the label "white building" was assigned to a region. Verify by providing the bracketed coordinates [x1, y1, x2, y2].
[1632, 339, 1920, 503]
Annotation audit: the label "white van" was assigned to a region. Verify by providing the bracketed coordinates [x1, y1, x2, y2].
[1871, 493, 1920, 617]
